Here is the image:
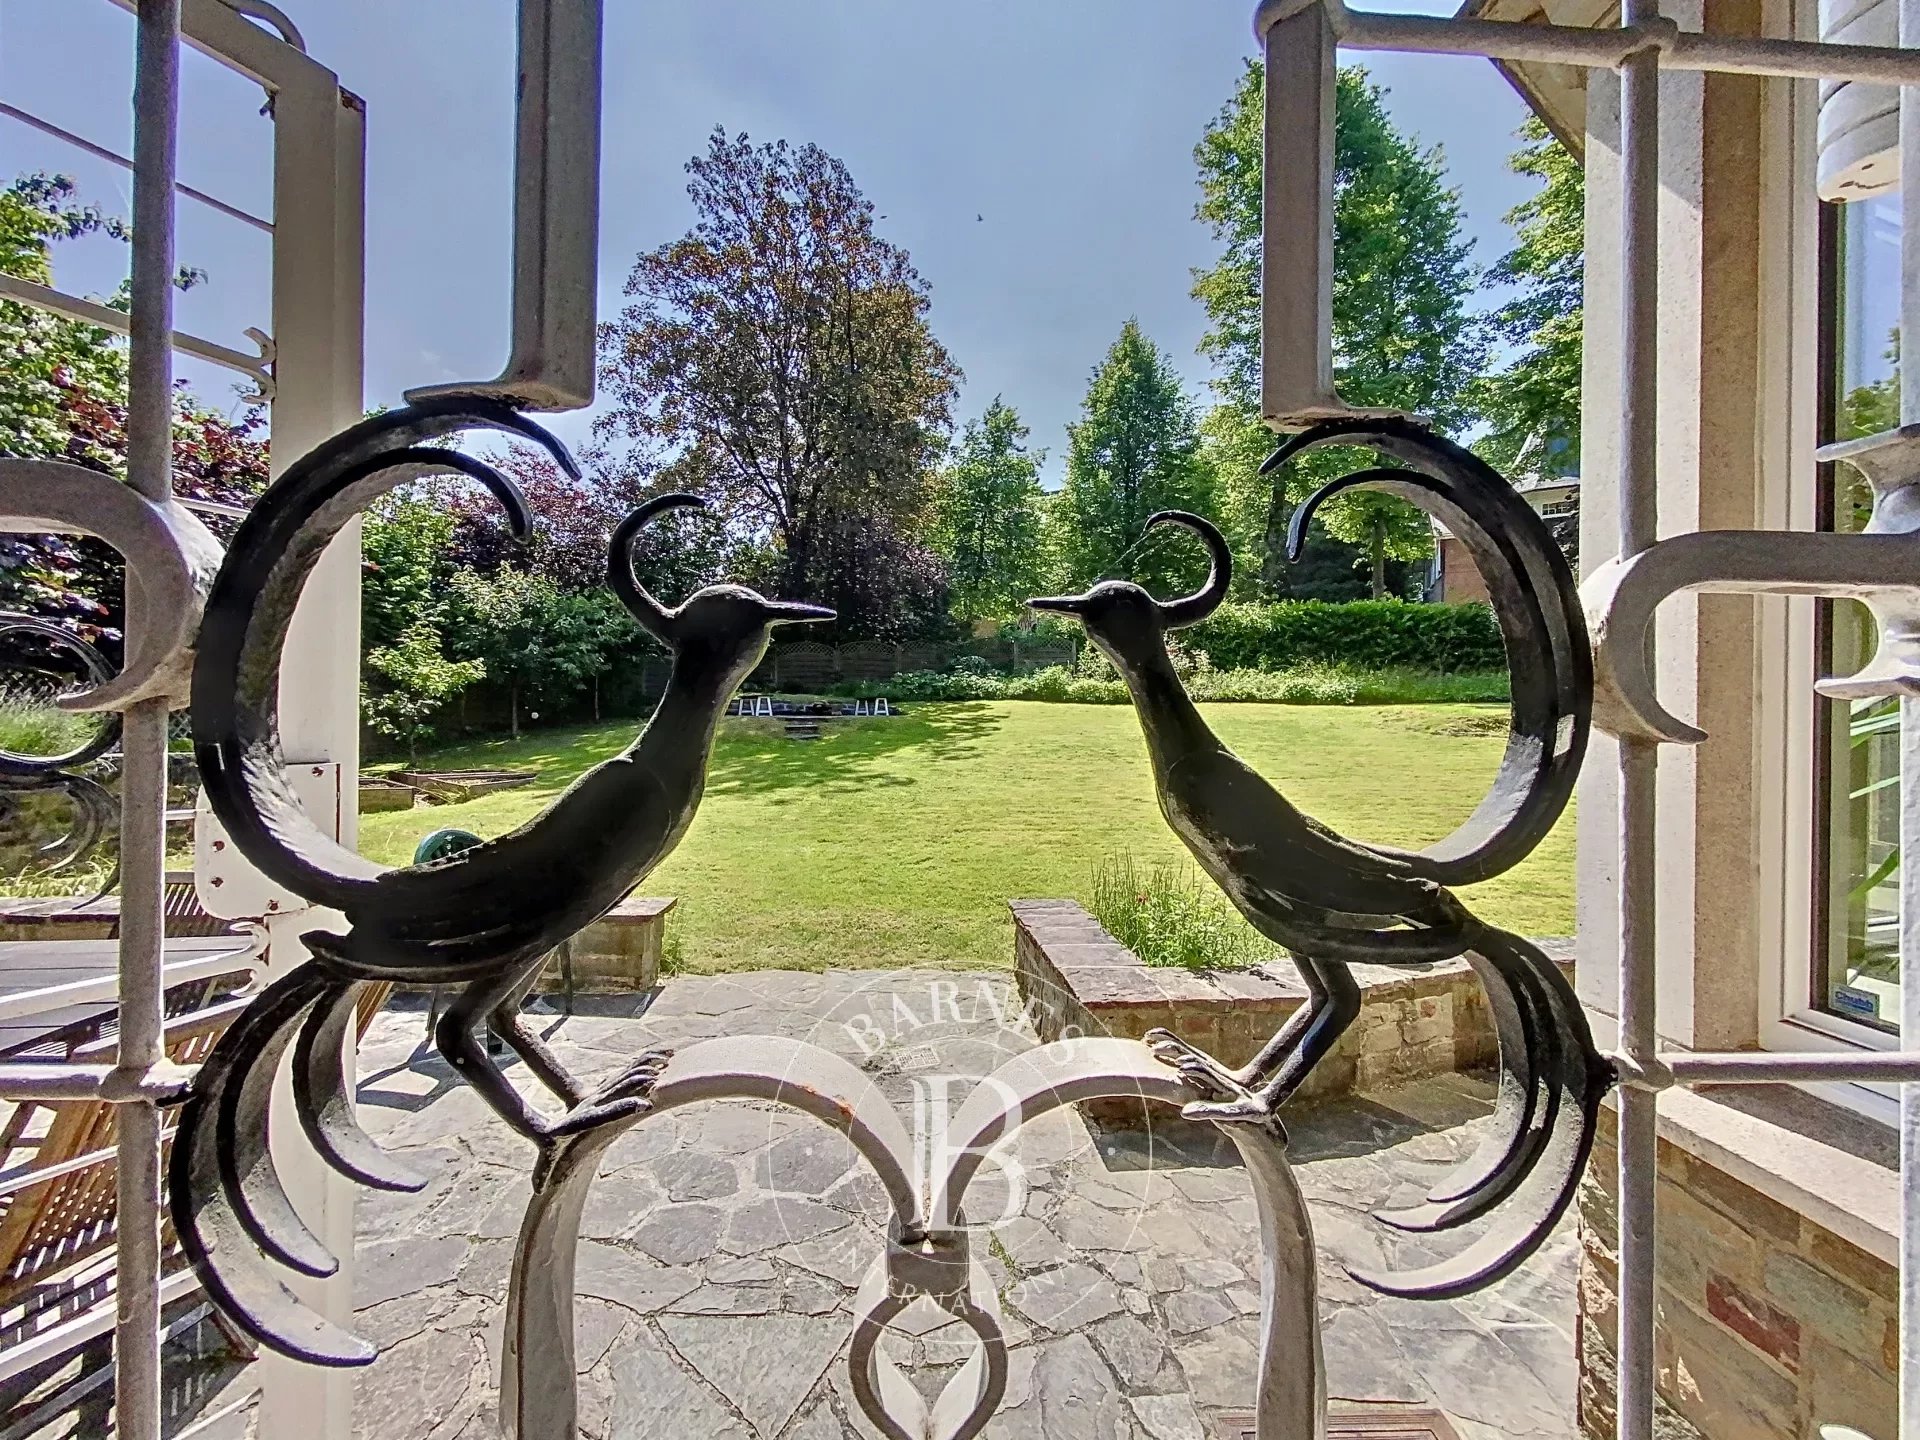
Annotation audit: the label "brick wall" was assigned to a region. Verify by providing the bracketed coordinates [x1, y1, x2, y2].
[1009, 899, 1572, 1107]
[1577, 1108, 1896, 1440]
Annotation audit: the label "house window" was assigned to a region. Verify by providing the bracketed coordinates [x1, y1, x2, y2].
[1814, 190, 1902, 1033]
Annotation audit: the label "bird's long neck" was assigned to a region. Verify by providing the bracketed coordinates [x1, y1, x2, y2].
[630, 651, 740, 776]
[1109, 641, 1218, 776]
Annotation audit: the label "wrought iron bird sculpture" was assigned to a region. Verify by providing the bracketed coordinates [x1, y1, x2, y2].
[168, 400, 832, 1365]
[1029, 417, 1614, 1299]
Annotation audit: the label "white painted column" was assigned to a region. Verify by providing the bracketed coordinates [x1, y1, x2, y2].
[248, 61, 367, 1440]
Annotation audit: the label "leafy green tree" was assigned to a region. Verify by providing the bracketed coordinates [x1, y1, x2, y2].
[447, 567, 609, 738]
[930, 398, 1050, 623]
[364, 622, 485, 760]
[1053, 321, 1216, 596]
[359, 493, 482, 752]
[1191, 64, 1485, 597]
[599, 129, 959, 635]
[1474, 118, 1584, 478]
[0, 173, 261, 639]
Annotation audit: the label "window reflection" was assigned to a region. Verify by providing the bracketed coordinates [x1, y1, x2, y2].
[1818, 191, 1902, 1031]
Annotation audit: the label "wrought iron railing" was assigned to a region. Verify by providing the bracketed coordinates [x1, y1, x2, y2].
[7, 4, 1920, 1440]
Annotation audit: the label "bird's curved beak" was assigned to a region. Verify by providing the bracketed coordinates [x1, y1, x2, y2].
[762, 600, 836, 627]
[1026, 594, 1090, 615]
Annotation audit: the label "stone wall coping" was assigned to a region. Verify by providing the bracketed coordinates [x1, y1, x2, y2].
[602, 896, 677, 921]
[1007, 898, 1572, 1013]
[1617, 1081, 1899, 1267]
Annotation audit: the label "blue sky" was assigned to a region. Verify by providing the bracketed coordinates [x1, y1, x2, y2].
[2, 0, 1533, 481]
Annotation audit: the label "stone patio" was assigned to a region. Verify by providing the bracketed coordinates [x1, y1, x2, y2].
[190, 968, 1578, 1439]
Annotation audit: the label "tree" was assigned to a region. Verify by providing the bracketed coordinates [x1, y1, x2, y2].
[1474, 118, 1584, 479]
[0, 173, 266, 640]
[598, 129, 960, 634]
[446, 567, 610, 739]
[1053, 321, 1216, 596]
[1191, 65, 1485, 597]
[363, 622, 485, 761]
[930, 398, 1051, 624]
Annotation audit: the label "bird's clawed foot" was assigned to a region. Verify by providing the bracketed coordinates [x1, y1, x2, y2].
[533, 1050, 673, 1185]
[1145, 1028, 1287, 1140]
[1145, 1027, 1243, 1099]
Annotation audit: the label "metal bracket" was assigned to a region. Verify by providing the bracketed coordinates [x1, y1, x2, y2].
[1584, 424, 1920, 743]
[1255, 0, 1406, 430]
[406, 0, 604, 413]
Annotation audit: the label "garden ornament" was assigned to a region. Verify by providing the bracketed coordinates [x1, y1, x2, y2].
[1028, 417, 1614, 1299]
[169, 399, 833, 1364]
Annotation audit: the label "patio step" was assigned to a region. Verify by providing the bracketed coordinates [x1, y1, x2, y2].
[782, 719, 823, 741]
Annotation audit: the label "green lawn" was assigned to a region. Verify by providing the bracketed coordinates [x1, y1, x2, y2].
[360, 702, 1575, 974]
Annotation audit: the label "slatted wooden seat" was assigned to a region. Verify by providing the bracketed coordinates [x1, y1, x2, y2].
[0, 976, 390, 1333]
[0, 995, 246, 1313]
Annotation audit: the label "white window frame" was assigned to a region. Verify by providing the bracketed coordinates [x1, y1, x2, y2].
[1756, 2, 1902, 1120]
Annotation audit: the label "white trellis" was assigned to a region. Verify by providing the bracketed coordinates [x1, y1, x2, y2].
[0, 3, 364, 1437]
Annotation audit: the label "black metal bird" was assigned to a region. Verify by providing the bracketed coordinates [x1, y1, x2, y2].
[169, 400, 832, 1364]
[1028, 417, 1614, 1299]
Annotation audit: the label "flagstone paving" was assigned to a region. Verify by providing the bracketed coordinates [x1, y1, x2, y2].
[236, 968, 1580, 1439]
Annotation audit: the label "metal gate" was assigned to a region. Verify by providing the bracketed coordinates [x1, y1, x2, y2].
[10, 3, 1920, 1439]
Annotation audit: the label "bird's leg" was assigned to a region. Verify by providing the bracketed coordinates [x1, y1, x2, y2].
[486, 950, 586, 1106]
[1181, 957, 1360, 1124]
[436, 962, 669, 1166]
[1145, 955, 1325, 1097]
[437, 964, 564, 1146]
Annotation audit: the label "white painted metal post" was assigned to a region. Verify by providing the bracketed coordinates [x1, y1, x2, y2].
[1613, 5, 1664, 1440]
[252, 55, 367, 1440]
[115, 6, 181, 1440]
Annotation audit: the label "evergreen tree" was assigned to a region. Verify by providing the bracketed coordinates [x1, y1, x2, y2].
[1474, 118, 1584, 478]
[1192, 64, 1485, 597]
[1054, 321, 1215, 596]
[931, 398, 1050, 624]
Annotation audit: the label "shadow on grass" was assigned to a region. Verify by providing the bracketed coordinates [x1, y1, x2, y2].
[369, 703, 1008, 819]
[702, 704, 1005, 803]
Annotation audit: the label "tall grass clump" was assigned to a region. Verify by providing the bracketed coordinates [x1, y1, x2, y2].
[0, 691, 103, 758]
[1088, 854, 1274, 971]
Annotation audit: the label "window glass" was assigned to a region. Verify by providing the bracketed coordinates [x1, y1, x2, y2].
[1817, 191, 1902, 1032]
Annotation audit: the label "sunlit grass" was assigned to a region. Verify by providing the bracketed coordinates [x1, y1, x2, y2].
[358, 701, 1575, 973]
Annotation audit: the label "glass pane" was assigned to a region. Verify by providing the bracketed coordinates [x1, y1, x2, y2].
[1819, 191, 1902, 1031]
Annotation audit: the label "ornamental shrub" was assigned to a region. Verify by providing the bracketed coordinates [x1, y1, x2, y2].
[1187, 600, 1504, 673]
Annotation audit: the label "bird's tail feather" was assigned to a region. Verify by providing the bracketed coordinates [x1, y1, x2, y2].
[1272, 418, 1590, 888]
[1350, 928, 1614, 1299]
[170, 967, 424, 1365]
[192, 401, 563, 919]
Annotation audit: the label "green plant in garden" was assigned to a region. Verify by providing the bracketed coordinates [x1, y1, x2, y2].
[363, 621, 486, 761]
[0, 689, 102, 758]
[1052, 321, 1217, 597]
[1472, 118, 1584, 481]
[447, 567, 614, 739]
[1187, 598, 1504, 672]
[931, 398, 1052, 624]
[1090, 853, 1274, 971]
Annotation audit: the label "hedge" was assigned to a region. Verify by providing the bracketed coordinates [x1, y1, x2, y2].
[1186, 600, 1504, 673]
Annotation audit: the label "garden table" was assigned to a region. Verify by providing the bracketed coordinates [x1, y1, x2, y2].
[0, 935, 261, 1057]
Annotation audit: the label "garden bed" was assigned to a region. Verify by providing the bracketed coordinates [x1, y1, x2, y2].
[1010, 898, 1573, 1116]
[391, 768, 538, 804]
